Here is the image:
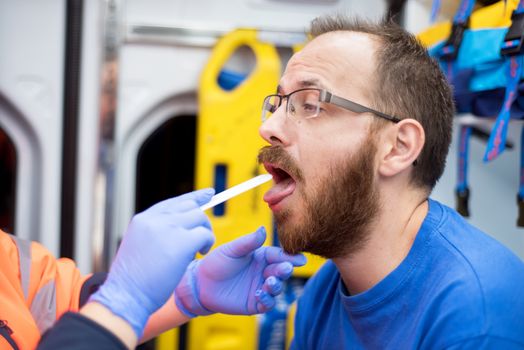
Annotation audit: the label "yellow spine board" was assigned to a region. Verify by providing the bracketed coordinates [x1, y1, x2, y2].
[285, 301, 297, 350]
[156, 329, 179, 350]
[190, 28, 281, 350]
[196, 28, 279, 249]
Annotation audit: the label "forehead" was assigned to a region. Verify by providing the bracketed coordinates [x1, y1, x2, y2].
[280, 31, 379, 100]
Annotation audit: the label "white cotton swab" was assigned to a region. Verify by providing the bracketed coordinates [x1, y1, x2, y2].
[200, 174, 273, 211]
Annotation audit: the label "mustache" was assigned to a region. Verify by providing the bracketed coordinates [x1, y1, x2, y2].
[257, 145, 304, 182]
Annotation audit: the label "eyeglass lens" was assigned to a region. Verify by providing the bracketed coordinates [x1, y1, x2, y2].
[262, 89, 321, 122]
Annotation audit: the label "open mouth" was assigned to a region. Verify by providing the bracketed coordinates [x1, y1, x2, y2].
[262, 163, 297, 208]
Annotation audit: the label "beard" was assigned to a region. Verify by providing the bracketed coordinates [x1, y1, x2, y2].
[258, 137, 380, 259]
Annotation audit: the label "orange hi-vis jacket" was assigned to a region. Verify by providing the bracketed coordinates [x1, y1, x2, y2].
[0, 230, 93, 350]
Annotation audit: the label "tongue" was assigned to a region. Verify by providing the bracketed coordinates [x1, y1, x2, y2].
[264, 177, 296, 205]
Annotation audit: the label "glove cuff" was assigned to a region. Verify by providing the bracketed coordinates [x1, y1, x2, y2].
[89, 279, 151, 338]
[174, 260, 214, 318]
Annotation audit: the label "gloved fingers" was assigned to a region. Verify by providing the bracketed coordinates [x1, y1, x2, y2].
[173, 188, 215, 206]
[150, 189, 215, 212]
[220, 226, 266, 258]
[255, 289, 276, 313]
[262, 276, 283, 296]
[189, 226, 216, 255]
[264, 247, 307, 266]
[171, 208, 212, 230]
[263, 262, 293, 280]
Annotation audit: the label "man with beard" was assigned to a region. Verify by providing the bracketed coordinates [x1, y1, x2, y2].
[257, 14, 524, 349]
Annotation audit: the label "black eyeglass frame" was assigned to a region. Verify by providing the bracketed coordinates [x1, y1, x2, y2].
[262, 88, 401, 123]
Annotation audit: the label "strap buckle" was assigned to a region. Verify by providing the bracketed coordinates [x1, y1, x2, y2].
[501, 11, 524, 56]
[455, 187, 470, 217]
[439, 21, 468, 61]
[517, 195, 524, 227]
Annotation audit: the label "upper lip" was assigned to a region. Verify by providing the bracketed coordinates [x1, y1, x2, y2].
[263, 163, 294, 183]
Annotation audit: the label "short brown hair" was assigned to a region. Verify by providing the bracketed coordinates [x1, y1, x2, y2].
[310, 15, 454, 190]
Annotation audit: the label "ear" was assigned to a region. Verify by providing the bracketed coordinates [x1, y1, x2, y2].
[378, 119, 425, 178]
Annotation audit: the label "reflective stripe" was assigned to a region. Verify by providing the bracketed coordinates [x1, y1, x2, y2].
[30, 280, 57, 334]
[9, 234, 31, 301]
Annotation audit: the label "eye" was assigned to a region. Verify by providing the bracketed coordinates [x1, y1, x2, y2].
[302, 102, 317, 112]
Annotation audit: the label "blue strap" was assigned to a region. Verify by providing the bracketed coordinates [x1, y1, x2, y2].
[437, 0, 476, 78]
[453, 0, 476, 23]
[484, 55, 523, 161]
[430, 0, 441, 23]
[456, 125, 471, 217]
[457, 125, 472, 193]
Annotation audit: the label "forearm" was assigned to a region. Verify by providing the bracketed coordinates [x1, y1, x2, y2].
[141, 294, 191, 343]
[77, 295, 191, 347]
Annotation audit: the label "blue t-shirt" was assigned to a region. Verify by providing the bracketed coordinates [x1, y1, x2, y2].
[291, 199, 524, 349]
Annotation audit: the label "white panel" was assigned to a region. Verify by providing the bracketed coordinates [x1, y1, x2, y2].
[433, 119, 524, 260]
[125, 0, 385, 29]
[0, 0, 65, 256]
[113, 43, 210, 246]
[74, 0, 104, 274]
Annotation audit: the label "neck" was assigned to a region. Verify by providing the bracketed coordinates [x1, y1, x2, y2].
[332, 188, 428, 296]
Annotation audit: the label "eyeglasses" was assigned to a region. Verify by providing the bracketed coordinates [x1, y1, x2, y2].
[261, 88, 401, 123]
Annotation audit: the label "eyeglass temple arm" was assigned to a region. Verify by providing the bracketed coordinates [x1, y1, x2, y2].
[321, 91, 401, 123]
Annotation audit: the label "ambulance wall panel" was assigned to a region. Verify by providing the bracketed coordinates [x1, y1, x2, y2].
[405, 2, 524, 259]
[113, 44, 211, 248]
[125, 0, 386, 30]
[432, 120, 524, 259]
[0, 0, 65, 255]
[74, 0, 106, 274]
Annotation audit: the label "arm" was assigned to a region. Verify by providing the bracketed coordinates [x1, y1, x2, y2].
[37, 189, 215, 350]
[141, 294, 189, 342]
[39, 189, 305, 346]
[37, 309, 129, 350]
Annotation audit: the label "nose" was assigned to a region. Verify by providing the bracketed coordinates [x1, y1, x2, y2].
[259, 105, 289, 146]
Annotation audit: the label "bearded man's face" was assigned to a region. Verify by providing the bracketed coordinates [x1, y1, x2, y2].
[258, 135, 379, 259]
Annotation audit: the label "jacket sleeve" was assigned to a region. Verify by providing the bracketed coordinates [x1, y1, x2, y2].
[37, 312, 127, 350]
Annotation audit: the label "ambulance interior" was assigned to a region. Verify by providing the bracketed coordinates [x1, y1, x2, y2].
[1, 0, 524, 349]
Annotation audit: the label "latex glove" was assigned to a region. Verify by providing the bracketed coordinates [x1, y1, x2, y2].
[89, 189, 215, 338]
[174, 227, 307, 317]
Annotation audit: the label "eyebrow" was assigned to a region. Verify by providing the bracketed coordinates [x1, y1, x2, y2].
[276, 79, 326, 95]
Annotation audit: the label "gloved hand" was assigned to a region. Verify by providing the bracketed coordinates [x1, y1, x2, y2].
[89, 189, 215, 338]
[174, 227, 307, 317]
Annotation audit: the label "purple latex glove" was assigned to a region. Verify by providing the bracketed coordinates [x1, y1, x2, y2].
[174, 227, 307, 317]
[89, 189, 215, 337]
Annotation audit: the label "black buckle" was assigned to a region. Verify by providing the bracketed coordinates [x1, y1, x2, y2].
[517, 195, 524, 227]
[501, 11, 524, 56]
[455, 187, 470, 217]
[439, 21, 468, 61]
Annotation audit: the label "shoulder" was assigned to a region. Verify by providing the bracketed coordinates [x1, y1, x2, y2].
[424, 200, 524, 346]
[431, 200, 524, 289]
